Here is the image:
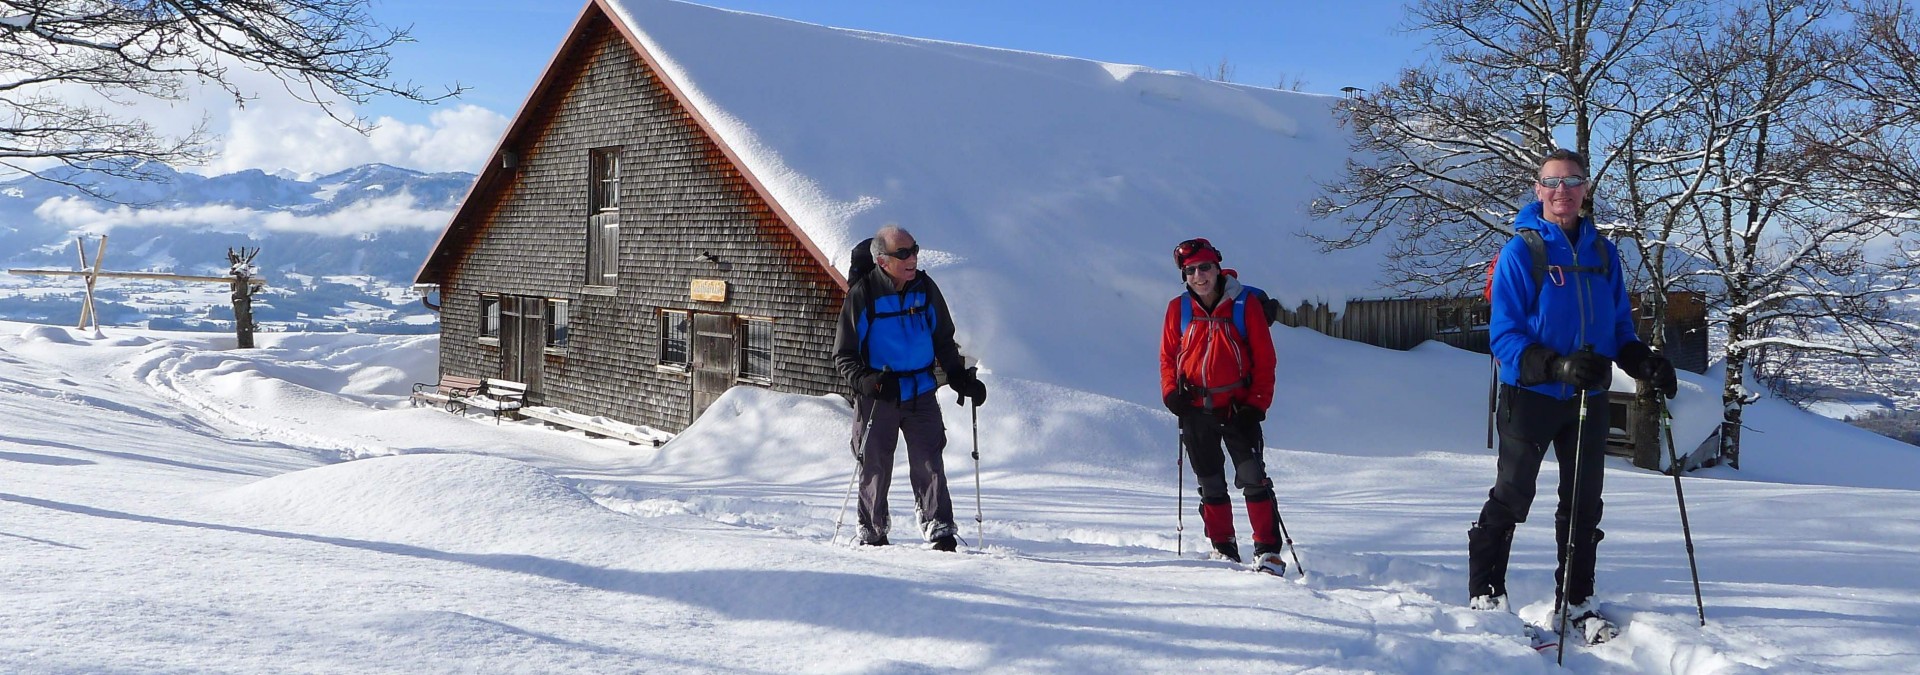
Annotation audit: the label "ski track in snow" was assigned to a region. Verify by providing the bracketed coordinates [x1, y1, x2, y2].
[3, 324, 1915, 672]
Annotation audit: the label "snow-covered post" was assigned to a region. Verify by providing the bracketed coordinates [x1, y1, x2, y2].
[228, 248, 260, 349]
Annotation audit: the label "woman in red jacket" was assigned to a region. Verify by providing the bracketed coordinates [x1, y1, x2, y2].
[1158, 238, 1284, 573]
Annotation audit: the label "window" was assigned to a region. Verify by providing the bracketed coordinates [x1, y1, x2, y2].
[586, 148, 621, 286]
[659, 310, 689, 368]
[741, 318, 774, 382]
[480, 295, 501, 338]
[591, 148, 620, 212]
[547, 300, 569, 348]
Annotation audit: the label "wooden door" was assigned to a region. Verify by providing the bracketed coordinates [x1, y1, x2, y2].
[690, 312, 737, 420]
[499, 295, 545, 390]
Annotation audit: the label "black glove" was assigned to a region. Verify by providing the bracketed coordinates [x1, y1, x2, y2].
[1163, 390, 1194, 417]
[1236, 402, 1267, 435]
[949, 367, 988, 407]
[1616, 341, 1678, 399]
[1549, 350, 1612, 391]
[855, 370, 899, 400]
[1647, 355, 1677, 399]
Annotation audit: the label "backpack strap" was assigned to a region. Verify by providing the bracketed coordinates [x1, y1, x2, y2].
[1518, 229, 1548, 291]
[1514, 229, 1611, 304]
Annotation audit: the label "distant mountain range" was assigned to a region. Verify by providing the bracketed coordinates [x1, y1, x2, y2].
[0, 162, 475, 333]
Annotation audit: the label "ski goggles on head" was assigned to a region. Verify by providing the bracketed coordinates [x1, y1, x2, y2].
[1537, 175, 1589, 189]
[1174, 238, 1220, 267]
[1181, 261, 1218, 277]
[881, 244, 920, 259]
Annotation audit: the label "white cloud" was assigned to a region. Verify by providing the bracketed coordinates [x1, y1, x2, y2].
[5, 44, 506, 179]
[207, 104, 508, 176]
[34, 192, 453, 236]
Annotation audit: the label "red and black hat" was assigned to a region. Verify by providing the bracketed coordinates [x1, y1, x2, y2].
[1174, 238, 1222, 268]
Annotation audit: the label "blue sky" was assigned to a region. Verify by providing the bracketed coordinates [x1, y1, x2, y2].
[372, 0, 1427, 126]
[163, 1, 1430, 175]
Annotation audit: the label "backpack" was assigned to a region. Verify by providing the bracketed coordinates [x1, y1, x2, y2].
[1482, 229, 1610, 305]
[847, 237, 876, 282]
[1178, 281, 1278, 342]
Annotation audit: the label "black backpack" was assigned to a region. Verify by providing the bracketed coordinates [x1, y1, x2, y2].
[847, 237, 876, 283]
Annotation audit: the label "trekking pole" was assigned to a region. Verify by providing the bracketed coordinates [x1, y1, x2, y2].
[966, 393, 984, 550]
[1176, 417, 1186, 557]
[832, 394, 880, 546]
[1488, 354, 1498, 449]
[1274, 499, 1305, 576]
[1556, 345, 1595, 664]
[1661, 397, 1707, 626]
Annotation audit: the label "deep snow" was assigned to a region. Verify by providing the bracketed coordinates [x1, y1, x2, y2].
[3, 320, 1916, 673]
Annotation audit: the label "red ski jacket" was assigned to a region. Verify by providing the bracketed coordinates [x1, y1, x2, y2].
[1159, 273, 1276, 413]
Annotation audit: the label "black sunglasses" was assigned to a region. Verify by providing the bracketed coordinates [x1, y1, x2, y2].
[882, 244, 920, 260]
[1537, 175, 1589, 189]
[1181, 261, 1218, 277]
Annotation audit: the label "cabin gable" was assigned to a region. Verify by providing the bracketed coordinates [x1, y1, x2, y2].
[431, 10, 843, 432]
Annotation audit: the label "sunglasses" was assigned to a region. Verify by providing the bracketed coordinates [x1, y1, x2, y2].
[1181, 261, 1218, 277]
[882, 244, 920, 260]
[1537, 175, 1589, 189]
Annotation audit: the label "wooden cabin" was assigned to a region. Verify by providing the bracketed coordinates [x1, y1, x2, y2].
[413, 4, 846, 432]
[412, 0, 1417, 435]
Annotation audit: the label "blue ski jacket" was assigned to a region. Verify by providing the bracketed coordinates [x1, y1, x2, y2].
[1490, 202, 1641, 400]
[832, 267, 964, 402]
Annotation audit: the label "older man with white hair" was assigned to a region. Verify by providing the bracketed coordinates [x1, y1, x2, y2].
[832, 224, 986, 552]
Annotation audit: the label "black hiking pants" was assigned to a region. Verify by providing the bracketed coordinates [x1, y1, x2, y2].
[1470, 384, 1607, 605]
[852, 391, 955, 543]
[1180, 409, 1274, 503]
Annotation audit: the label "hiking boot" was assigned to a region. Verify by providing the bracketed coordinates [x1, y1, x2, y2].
[858, 526, 889, 546]
[1468, 593, 1509, 612]
[1210, 539, 1242, 563]
[931, 535, 958, 552]
[1551, 598, 1620, 644]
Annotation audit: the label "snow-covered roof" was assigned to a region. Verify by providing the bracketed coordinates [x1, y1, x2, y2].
[500, 0, 1396, 403]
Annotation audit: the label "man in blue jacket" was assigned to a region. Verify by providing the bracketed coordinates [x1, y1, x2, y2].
[833, 225, 987, 552]
[1471, 150, 1677, 642]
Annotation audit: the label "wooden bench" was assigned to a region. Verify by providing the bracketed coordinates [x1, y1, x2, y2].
[461, 378, 527, 424]
[410, 374, 483, 412]
[519, 406, 666, 446]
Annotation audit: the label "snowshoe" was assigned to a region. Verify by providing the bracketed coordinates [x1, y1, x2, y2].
[1251, 552, 1287, 577]
[931, 534, 958, 552]
[1468, 593, 1509, 612]
[1552, 600, 1619, 645]
[1521, 622, 1559, 653]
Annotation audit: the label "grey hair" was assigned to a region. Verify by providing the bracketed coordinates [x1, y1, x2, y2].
[871, 224, 911, 259]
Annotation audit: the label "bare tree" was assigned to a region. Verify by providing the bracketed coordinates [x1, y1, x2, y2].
[1309, 0, 1705, 295]
[1632, 0, 1920, 467]
[1315, 0, 1920, 468]
[1193, 56, 1237, 83]
[0, 0, 461, 193]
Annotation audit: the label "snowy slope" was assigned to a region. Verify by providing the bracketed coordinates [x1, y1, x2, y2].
[3, 320, 1915, 673]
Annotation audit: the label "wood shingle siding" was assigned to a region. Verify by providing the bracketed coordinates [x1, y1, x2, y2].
[423, 13, 843, 433]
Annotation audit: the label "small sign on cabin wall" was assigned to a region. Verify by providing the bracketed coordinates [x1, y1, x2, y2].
[690, 279, 728, 303]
